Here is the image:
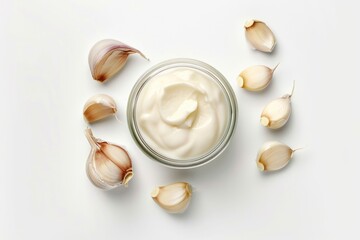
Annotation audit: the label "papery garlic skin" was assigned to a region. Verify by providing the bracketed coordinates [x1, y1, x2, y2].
[260, 95, 291, 129]
[83, 94, 117, 123]
[89, 39, 147, 82]
[85, 128, 133, 190]
[237, 64, 278, 91]
[244, 20, 276, 53]
[256, 141, 294, 172]
[261, 82, 294, 129]
[151, 182, 192, 214]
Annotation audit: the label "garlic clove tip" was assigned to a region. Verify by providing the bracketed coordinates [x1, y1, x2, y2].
[289, 80, 296, 98]
[272, 63, 280, 73]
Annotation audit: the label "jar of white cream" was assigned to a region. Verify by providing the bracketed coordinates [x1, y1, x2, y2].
[127, 59, 237, 168]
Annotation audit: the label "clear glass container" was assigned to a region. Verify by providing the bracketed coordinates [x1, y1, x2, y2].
[127, 58, 237, 169]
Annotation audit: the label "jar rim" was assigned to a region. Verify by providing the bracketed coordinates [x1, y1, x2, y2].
[127, 58, 238, 169]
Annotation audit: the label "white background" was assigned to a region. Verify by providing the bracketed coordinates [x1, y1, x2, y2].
[1, 0, 359, 239]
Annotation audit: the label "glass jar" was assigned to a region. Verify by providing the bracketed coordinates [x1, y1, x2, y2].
[127, 58, 237, 169]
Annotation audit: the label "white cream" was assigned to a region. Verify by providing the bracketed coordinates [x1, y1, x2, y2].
[136, 68, 229, 159]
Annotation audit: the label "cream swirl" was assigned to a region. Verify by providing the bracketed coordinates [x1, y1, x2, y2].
[136, 68, 228, 159]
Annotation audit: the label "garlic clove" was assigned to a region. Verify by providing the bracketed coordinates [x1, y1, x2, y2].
[151, 182, 192, 214]
[94, 151, 123, 184]
[260, 82, 295, 129]
[88, 39, 148, 82]
[237, 64, 278, 91]
[85, 128, 133, 190]
[83, 94, 117, 123]
[244, 20, 276, 53]
[256, 141, 296, 172]
[99, 143, 130, 168]
[260, 97, 291, 129]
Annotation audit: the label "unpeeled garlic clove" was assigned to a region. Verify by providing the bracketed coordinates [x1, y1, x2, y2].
[88, 39, 148, 82]
[260, 82, 294, 129]
[237, 64, 278, 91]
[256, 141, 297, 172]
[244, 20, 276, 53]
[83, 94, 117, 123]
[85, 128, 133, 190]
[151, 182, 192, 214]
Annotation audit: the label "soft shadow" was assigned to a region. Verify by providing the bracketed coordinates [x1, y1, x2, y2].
[162, 123, 244, 185]
[257, 156, 298, 179]
[102, 179, 139, 202]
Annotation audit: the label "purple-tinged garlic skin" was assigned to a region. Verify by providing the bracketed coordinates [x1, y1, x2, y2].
[85, 128, 133, 190]
[88, 39, 147, 82]
[83, 94, 117, 123]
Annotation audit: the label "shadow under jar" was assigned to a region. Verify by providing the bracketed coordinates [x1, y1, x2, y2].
[127, 58, 237, 169]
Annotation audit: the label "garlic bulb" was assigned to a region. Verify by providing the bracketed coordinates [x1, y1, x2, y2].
[237, 64, 278, 91]
[88, 39, 148, 82]
[85, 128, 133, 190]
[151, 182, 192, 214]
[244, 20, 276, 53]
[83, 94, 117, 123]
[256, 141, 298, 172]
[260, 82, 294, 129]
